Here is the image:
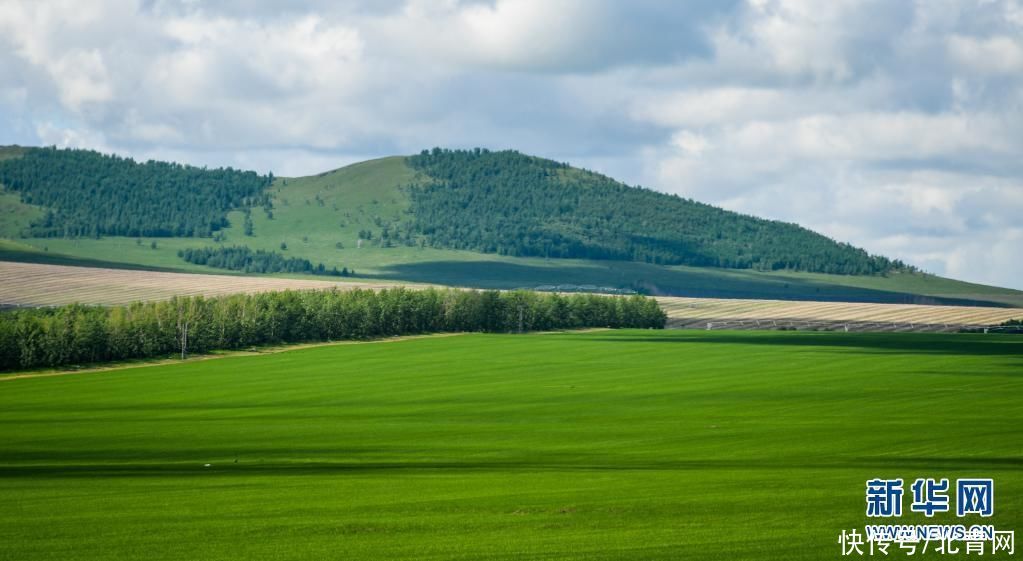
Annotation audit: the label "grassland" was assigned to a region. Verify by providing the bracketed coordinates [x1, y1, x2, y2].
[0, 330, 1020, 560]
[2, 155, 1020, 307]
[0, 190, 42, 238]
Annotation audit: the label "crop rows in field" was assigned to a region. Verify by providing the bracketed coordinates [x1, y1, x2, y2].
[0, 261, 404, 307]
[657, 296, 1022, 332]
[2, 261, 1020, 332]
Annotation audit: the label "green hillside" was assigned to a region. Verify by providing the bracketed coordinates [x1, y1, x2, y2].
[0, 147, 1021, 307]
[0, 145, 43, 238]
[405, 149, 905, 274]
[0, 146, 271, 237]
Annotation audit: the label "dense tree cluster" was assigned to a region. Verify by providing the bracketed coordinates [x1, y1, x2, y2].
[0, 288, 665, 371]
[178, 246, 349, 277]
[406, 148, 910, 275]
[0, 147, 272, 238]
[961, 318, 1023, 334]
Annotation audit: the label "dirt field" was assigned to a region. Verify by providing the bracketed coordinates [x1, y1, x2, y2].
[657, 296, 1022, 331]
[0, 261, 408, 306]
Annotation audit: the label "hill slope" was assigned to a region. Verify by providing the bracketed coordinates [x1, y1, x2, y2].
[0, 146, 272, 237]
[405, 149, 905, 275]
[0, 147, 1020, 307]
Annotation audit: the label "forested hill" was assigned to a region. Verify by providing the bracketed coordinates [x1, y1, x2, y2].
[0, 145, 914, 279]
[406, 148, 909, 275]
[0, 147, 272, 238]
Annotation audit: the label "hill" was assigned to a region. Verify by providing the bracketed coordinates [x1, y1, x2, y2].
[0, 146, 1021, 307]
[0, 146, 272, 238]
[405, 149, 905, 274]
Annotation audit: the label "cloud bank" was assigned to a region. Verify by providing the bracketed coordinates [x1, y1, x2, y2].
[1, 0, 1021, 289]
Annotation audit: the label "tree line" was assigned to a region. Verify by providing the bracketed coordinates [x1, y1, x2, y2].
[405, 148, 912, 276]
[178, 246, 351, 277]
[961, 318, 1023, 334]
[0, 288, 666, 371]
[0, 147, 273, 238]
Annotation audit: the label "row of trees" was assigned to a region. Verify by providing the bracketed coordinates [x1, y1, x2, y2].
[961, 319, 1023, 334]
[0, 288, 666, 371]
[405, 148, 911, 275]
[178, 246, 351, 277]
[0, 147, 273, 238]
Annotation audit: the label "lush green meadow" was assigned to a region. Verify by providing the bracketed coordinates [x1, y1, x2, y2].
[1, 330, 1021, 560]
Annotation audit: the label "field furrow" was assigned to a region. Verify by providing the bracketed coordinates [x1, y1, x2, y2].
[0, 261, 403, 307]
[2, 261, 1020, 331]
[656, 296, 1022, 331]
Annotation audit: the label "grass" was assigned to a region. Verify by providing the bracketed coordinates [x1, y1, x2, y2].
[0, 146, 44, 238]
[0, 239, 187, 272]
[1, 154, 1021, 306]
[0, 189, 43, 238]
[1, 330, 1020, 560]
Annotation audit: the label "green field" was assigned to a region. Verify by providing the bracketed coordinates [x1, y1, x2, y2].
[1, 330, 1020, 560]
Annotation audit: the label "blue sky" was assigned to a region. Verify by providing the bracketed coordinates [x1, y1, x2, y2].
[1, 0, 1021, 289]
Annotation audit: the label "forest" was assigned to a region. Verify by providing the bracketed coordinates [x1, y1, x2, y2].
[178, 246, 350, 277]
[406, 148, 909, 275]
[0, 288, 666, 371]
[0, 147, 272, 238]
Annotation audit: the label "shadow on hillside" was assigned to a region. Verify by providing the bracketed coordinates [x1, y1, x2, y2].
[365, 260, 1012, 307]
[581, 332, 1023, 358]
[1, 455, 1020, 479]
[0, 248, 185, 273]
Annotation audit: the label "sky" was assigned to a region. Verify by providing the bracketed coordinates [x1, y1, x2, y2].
[1, 0, 1021, 289]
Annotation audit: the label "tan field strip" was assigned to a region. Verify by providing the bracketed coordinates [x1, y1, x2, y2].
[1, 261, 1019, 329]
[656, 296, 1022, 329]
[0, 261, 408, 307]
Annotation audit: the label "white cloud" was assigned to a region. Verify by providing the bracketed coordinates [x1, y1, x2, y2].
[670, 131, 711, 157]
[0, 0, 1021, 290]
[947, 34, 1023, 74]
[737, 0, 855, 80]
[35, 121, 112, 152]
[369, 0, 608, 72]
[630, 88, 789, 128]
[0, 0, 120, 110]
[160, 14, 364, 95]
[454, 0, 596, 68]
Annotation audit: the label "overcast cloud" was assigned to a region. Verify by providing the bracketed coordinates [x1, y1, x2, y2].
[1, 0, 1021, 288]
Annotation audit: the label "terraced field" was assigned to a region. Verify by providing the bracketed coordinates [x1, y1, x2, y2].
[658, 296, 1023, 332]
[0, 261, 407, 307]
